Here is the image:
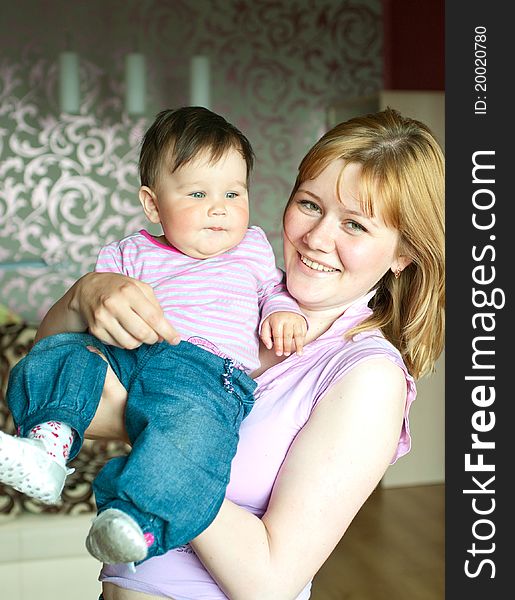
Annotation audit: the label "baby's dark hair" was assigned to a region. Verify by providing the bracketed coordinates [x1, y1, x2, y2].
[139, 106, 255, 189]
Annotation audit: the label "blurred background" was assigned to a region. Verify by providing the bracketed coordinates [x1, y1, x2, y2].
[0, 1, 444, 598]
[0, 0, 443, 323]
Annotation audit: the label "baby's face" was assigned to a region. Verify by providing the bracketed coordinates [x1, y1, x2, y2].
[149, 147, 249, 259]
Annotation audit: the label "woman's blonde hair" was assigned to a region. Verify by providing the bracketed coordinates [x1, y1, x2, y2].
[288, 107, 445, 379]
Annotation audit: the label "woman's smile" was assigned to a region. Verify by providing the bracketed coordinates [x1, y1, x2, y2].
[299, 253, 340, 274]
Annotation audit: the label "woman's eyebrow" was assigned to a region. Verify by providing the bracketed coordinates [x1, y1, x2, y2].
[299, 188, 370, 219]
[297, 189, 322, 202]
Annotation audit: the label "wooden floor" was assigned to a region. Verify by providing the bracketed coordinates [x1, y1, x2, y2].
[311, 484, 444, 600]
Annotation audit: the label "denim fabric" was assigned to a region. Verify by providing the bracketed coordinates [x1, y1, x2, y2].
[6, 332, 109, 459]
[7, 333, 256, 561]
[93, 339, 256, 560]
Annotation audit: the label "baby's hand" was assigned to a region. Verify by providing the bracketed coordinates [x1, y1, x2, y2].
[260, 312, 307, 357]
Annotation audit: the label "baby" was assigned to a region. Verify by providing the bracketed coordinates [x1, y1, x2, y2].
[0, 106, 306, 566]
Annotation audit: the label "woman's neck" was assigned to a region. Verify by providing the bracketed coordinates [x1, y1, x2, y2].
[301, 305, 347, 343]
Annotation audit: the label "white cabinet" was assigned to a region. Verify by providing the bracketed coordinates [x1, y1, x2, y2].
[0, 514, 102, 600]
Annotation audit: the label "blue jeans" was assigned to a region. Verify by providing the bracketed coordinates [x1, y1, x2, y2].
[7, 332, 256, 560]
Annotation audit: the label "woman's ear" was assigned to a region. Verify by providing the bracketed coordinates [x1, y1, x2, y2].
[139, 186, 161, 224]
[390, 254, 412, 277]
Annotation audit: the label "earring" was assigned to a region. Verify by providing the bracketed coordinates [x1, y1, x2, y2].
[394, 268, 402, 279]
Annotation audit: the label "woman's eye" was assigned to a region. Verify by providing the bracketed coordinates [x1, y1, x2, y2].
[344, 220, 366, 233]
[190, 192, 206, 199]
[298, 199, 321, 213]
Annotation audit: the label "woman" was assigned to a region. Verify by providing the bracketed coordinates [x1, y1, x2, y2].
[36, 108, 444, 599]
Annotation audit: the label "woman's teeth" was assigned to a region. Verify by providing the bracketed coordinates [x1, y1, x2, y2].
[300, 255, 337, 272]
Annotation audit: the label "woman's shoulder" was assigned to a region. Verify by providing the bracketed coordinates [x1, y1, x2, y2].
[258, 327, 411, 408]
[343, 329, 409, 372]
[315, 332, 416, 463]
[317, 323, 409, 373]
[256, 328, 415, 463]
[327, 330, 409, 385]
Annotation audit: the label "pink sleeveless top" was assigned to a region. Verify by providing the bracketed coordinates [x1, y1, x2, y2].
[100, 291, 416, 599]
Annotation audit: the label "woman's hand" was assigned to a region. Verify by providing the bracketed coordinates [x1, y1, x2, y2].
[74, 272, 181, 348]
[35, 271, 180, 442]
[37, 272, 180, 348]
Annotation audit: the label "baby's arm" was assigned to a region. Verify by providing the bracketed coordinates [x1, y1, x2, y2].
[260, 311, 307, 356]
[253, 227, 308, 356]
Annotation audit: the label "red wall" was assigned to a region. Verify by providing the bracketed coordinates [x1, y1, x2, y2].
[382, 0, 444, 90]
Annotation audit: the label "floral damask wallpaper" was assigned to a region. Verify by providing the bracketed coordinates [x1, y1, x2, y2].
[0, 0, 382, 324]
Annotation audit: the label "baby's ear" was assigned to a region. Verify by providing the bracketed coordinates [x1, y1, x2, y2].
[139, 186, 161, 224]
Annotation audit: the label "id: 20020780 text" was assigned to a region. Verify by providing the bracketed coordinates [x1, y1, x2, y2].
[474, 25, 487, 115]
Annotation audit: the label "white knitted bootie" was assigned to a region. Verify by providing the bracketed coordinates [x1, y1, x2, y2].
[0, 430, 72, 505]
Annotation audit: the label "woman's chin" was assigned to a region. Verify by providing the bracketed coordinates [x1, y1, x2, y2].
[287, 262, 341, 289]
[287, 275, 327, 306]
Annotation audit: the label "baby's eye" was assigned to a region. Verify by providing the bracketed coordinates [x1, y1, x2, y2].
[225, 192, 238, 199]
[189, 192, 206, 199]
[298, 199, 321, 213]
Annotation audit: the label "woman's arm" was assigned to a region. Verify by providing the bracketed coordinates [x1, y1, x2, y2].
[36, 272, 179, 347]
[190, 358, 407, 600]
[37, 271, 178, 442]
[37, 271, 179, 444]
[35, 273, 91, 341]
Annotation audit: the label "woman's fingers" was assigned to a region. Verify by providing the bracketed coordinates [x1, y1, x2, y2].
[89, 314, 152, 348]
[80, 273, 180, 348]
[136, 283, 181, 345]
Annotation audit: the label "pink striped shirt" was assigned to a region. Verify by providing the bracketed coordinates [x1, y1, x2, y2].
[94, 227, 304, 372]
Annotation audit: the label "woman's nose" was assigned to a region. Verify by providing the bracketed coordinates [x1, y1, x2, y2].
[303, 219, 336, 253]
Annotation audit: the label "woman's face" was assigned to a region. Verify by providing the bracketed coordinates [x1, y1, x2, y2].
[283, 160, 403, 314]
